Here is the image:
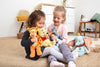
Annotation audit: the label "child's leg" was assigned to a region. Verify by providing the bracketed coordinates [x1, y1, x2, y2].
[48, 55, 57, 63]
[59, 43, 76, 67]
[48, 55, 65, 67]
[40, 47, 52, 57]
[41, 47, 67, 63]
[52, 45, 60, 52]
[59, 43, 75, 62]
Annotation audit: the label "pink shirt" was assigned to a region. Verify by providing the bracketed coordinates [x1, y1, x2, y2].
[48, 24, 68, 43]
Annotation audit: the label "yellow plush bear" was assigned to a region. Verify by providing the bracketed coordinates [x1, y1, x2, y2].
[37, 27, 56, 47]
[28, 27, 42, 58]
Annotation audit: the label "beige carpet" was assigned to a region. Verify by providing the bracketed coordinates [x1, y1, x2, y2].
[0, 36, 100, 67]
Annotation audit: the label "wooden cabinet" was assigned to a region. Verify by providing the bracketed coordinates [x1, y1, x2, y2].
[41, 4, 75, 33]
[80, 21, 100, 38]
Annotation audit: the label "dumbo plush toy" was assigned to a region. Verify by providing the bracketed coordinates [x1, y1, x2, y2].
[68, 33, 92, 59]
[71, 35, 89, 57]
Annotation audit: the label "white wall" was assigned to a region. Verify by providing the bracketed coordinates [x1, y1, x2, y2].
[71, 0, 100, 33]
[80, 0, 100, 20]
[70, 0, 82, 33]
[0, 0, 100, 37]
[0, 0, 62, 37]
[79, 0, 100, 32]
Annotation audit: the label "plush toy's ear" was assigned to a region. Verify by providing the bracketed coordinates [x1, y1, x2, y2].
[68, 40, 75, 47]
[84, 37, 92, 50]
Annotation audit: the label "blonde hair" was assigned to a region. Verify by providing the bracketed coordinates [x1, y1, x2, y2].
[53, 6, 66, 24]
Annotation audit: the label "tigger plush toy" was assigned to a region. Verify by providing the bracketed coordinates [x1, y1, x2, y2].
[27, 27, 42, 58]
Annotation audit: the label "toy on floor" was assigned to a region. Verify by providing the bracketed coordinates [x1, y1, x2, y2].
[28, 27, 42, 58]
[51, 27, 63, 46]
[37, 27, 56, 47]
[70, 33, 92, 59]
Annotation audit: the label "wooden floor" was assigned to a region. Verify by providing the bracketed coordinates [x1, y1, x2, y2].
[0, 36, 100, 67]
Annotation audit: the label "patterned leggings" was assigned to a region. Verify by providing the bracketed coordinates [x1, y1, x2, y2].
[41, 43, 75, 64]
[48, 43, 75, 64]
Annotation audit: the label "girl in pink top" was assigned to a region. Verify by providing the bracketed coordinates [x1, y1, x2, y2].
[48, 24, 68, 44]
[41, 6, 76, 67]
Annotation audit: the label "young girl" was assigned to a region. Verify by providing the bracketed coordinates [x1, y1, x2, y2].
[21, 10, 45, 60]
[41, 6, 76, 67]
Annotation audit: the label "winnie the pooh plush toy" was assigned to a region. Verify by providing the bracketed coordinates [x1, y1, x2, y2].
[37, 27, 56, 47]
[28, 27, 42, 58]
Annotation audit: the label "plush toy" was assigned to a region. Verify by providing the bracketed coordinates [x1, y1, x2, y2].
[52, 27, 63, 40]
[71, 35, 90, 57]
[68, 35, 92, 59]
[28, 27, 42, 58]
[37, 27, 56, 47]
[51, 27, 63, 46]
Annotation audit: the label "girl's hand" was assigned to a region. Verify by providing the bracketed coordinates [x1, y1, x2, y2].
[31, 37, 37, 42]
[46, 35, 49, 39]
[48, 30, 53, 37]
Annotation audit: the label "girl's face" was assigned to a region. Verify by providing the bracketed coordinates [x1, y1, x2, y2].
[53, 11, 64, 26]
[36, 17, 45, 28]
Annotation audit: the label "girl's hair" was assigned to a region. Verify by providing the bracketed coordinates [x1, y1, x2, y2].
[26, 10, 45, 28]
[53, 6, 66, 24]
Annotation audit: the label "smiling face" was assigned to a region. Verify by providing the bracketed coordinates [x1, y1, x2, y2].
[53, 11, 64, 26]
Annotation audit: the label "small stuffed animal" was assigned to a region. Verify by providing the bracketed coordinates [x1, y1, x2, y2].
[68, 34, 92, 59]
[28, 27, 42, 58]
[52, 27, 63, 40]
[71, 35, 89, 57]
[51, 27, 63, 46]
[37, 27, 56, 47]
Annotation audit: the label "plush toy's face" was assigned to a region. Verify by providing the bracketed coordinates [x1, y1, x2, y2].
[52, 27, 57, 35]
[75, 36, 84, 46]
[30, 29, 36, 37]
[38, 28, 47, 37]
